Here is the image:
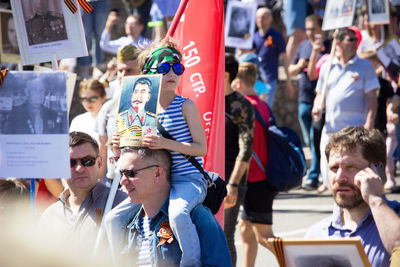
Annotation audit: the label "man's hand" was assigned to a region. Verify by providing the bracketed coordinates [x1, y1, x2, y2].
[354, 165, 384, 205]
[224, 185, 238, 209]
[312, 106, 322, 122]
[105, 11, 118, 31]
[111, 132, 121, 158]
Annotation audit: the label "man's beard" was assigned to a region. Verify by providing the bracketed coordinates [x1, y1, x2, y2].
[332, 183, 364, 209]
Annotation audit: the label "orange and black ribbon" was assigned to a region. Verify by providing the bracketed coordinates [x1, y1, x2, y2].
[0, 68, 9, 85]
[273, 237, 286, 267]
[64, 0, 93, 14]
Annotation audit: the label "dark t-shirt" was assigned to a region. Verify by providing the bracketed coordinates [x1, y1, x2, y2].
[225, 92, 254, 176]
[292, 39, 331, 103]
[374, 77, 398, 133]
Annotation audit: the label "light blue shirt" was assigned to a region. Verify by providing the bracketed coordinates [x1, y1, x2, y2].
[305, 197, 400, 267]
[100, 31, 151, 54]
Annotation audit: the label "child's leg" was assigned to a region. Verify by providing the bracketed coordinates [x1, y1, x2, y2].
[169, 173, 206, 267]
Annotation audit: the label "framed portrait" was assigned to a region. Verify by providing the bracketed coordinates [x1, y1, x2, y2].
[268, 238, 371, 267]
[0, 9, 20, 64]
[0, 71, 70, 178]
[225, 0, 257, 49]
[9, 0, 88, 65]
[116, 74, 162, 147]
[322, 0, 357, 31]
[377, 35, 400, 82]
[368, 0, 390, 24]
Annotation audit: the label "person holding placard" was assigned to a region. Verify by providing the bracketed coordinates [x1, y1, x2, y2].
[305, 126, 400, 267]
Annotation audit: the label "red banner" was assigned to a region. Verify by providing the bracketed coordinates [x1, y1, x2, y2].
[167, 0, 225, 222]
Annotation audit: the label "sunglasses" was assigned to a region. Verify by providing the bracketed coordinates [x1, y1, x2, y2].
[80, 96, 99, 104]
[345, 37, 358, 42]
[70, 156, 98, 168]
[120, 164, 159, 178]
[144, 63, 185, 76]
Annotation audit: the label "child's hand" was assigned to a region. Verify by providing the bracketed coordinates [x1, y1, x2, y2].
[142, 134, 167, 149]
[111, 132, 120, 151]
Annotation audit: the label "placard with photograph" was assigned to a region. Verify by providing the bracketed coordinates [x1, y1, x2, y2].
[0, 71, 70, 178]
[268, 238, 371, 267]
[225, 0, 257, 49]
[322, 0, 357, 31]
[377, 35, 400, 81]
[116, 74, 162, 147]
[0, 9, 20, 63]
[368, 0, 390, 24]
[9, 0, 88, 65]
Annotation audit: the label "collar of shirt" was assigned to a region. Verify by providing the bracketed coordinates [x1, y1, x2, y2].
[128, 108, 145, 125]
[332, 54, 360, 68]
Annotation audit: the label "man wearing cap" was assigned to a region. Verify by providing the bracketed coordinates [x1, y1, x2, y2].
[97, 44, 141, 181]
[117, 77, 156, 137]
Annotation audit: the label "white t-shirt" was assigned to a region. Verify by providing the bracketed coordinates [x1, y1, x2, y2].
[69, 112, 99, 142]
[316, 55, 379, 133]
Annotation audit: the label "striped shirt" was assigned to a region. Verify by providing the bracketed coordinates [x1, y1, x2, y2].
[157, 95, 203, 175]
[137, 216, 152, 267]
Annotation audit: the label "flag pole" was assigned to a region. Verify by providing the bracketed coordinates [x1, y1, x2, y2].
[166, 0, 189, 37]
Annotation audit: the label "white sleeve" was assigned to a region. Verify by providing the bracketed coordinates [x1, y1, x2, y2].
[100, 31, 119, 55]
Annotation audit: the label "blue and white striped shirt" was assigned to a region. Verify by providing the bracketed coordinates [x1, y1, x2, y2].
[157, 95, 203, 176]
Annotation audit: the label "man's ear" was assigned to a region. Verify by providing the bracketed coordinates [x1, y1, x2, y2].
[153, 166, 164, 183]
[97, 155, 103, 169]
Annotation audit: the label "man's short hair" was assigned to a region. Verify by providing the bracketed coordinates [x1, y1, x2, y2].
[325, 126, 386, 166]
[133, 77, 152, 94]
[336, 28, 356, 41]
[69, 131, 99, 156]
[225, 53, 239, 84]
[237, 62, 257, 87]
[121, 147, 171, 183]
[117, 44, 139, 64]
[126, 14, 145, 26]
[305, 14, 323, 28]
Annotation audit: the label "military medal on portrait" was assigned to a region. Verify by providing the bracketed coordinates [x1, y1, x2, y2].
[116, 74, 162, 147]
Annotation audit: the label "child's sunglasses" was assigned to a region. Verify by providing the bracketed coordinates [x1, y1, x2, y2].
[143, 63, 185, 76]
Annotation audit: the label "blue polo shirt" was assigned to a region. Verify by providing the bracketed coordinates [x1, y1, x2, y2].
[254, 28, 286, 82]
[292, 39, 331, 104]
[305, 197, 400, 267]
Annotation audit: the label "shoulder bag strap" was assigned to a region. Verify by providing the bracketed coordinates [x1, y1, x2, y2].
[156, 123, 212, 184]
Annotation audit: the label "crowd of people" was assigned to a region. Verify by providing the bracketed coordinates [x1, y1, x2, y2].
[2, 0, 400, 266]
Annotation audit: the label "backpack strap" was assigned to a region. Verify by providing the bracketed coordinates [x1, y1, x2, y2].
[156, 123, 212, 186]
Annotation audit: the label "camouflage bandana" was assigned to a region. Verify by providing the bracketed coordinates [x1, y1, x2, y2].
[143, 47, 181, 74]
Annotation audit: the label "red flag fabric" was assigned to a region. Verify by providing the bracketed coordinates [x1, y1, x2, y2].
[166, 0, 225, 221]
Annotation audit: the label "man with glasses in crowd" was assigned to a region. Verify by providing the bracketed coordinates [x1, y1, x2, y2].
[104, 146, 231, 266]
[38, 131, 127, 249]
[312, 27, 379, 193]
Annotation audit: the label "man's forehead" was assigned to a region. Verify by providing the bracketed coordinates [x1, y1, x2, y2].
[134, 83, 150, 91]
[328, 147, 365, 163]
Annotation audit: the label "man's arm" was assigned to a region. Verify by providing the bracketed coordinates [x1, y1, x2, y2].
[288, 58, 308, 77]
[363, 89, 378, 130]
[280, 52, 295, 98]
[100, 11, 120, 54]
[98, 135, 108, 179]
[224, 100, 255, 209]
[355, 166, 400, 252]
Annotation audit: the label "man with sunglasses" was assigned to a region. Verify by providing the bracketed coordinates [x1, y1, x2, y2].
[104, 146, 231, 267]
[117, 77, 156, 137]
[38, 131, 127, 250]
[312, 27, 379, 194]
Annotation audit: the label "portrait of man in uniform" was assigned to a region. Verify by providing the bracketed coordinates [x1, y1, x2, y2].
[22, 0, 68, 46]
[116, 75, 161, 146]
[3, 74, 68, 135]
[1, 11, 19, 55]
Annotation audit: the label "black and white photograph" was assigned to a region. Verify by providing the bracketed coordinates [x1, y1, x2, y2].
[22, 0, 68, 46]
[268, 238, 371, 267]
[377, 35, 400, 80]
[322, 0, 357, 31]
[117, 74, 162, 147]
[9, 0, 88, 65]
[0, 71, 70, 178]
[368, 0, 390, 24]
[225, 0, 257, 49]
[0, 9, 20, 63]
